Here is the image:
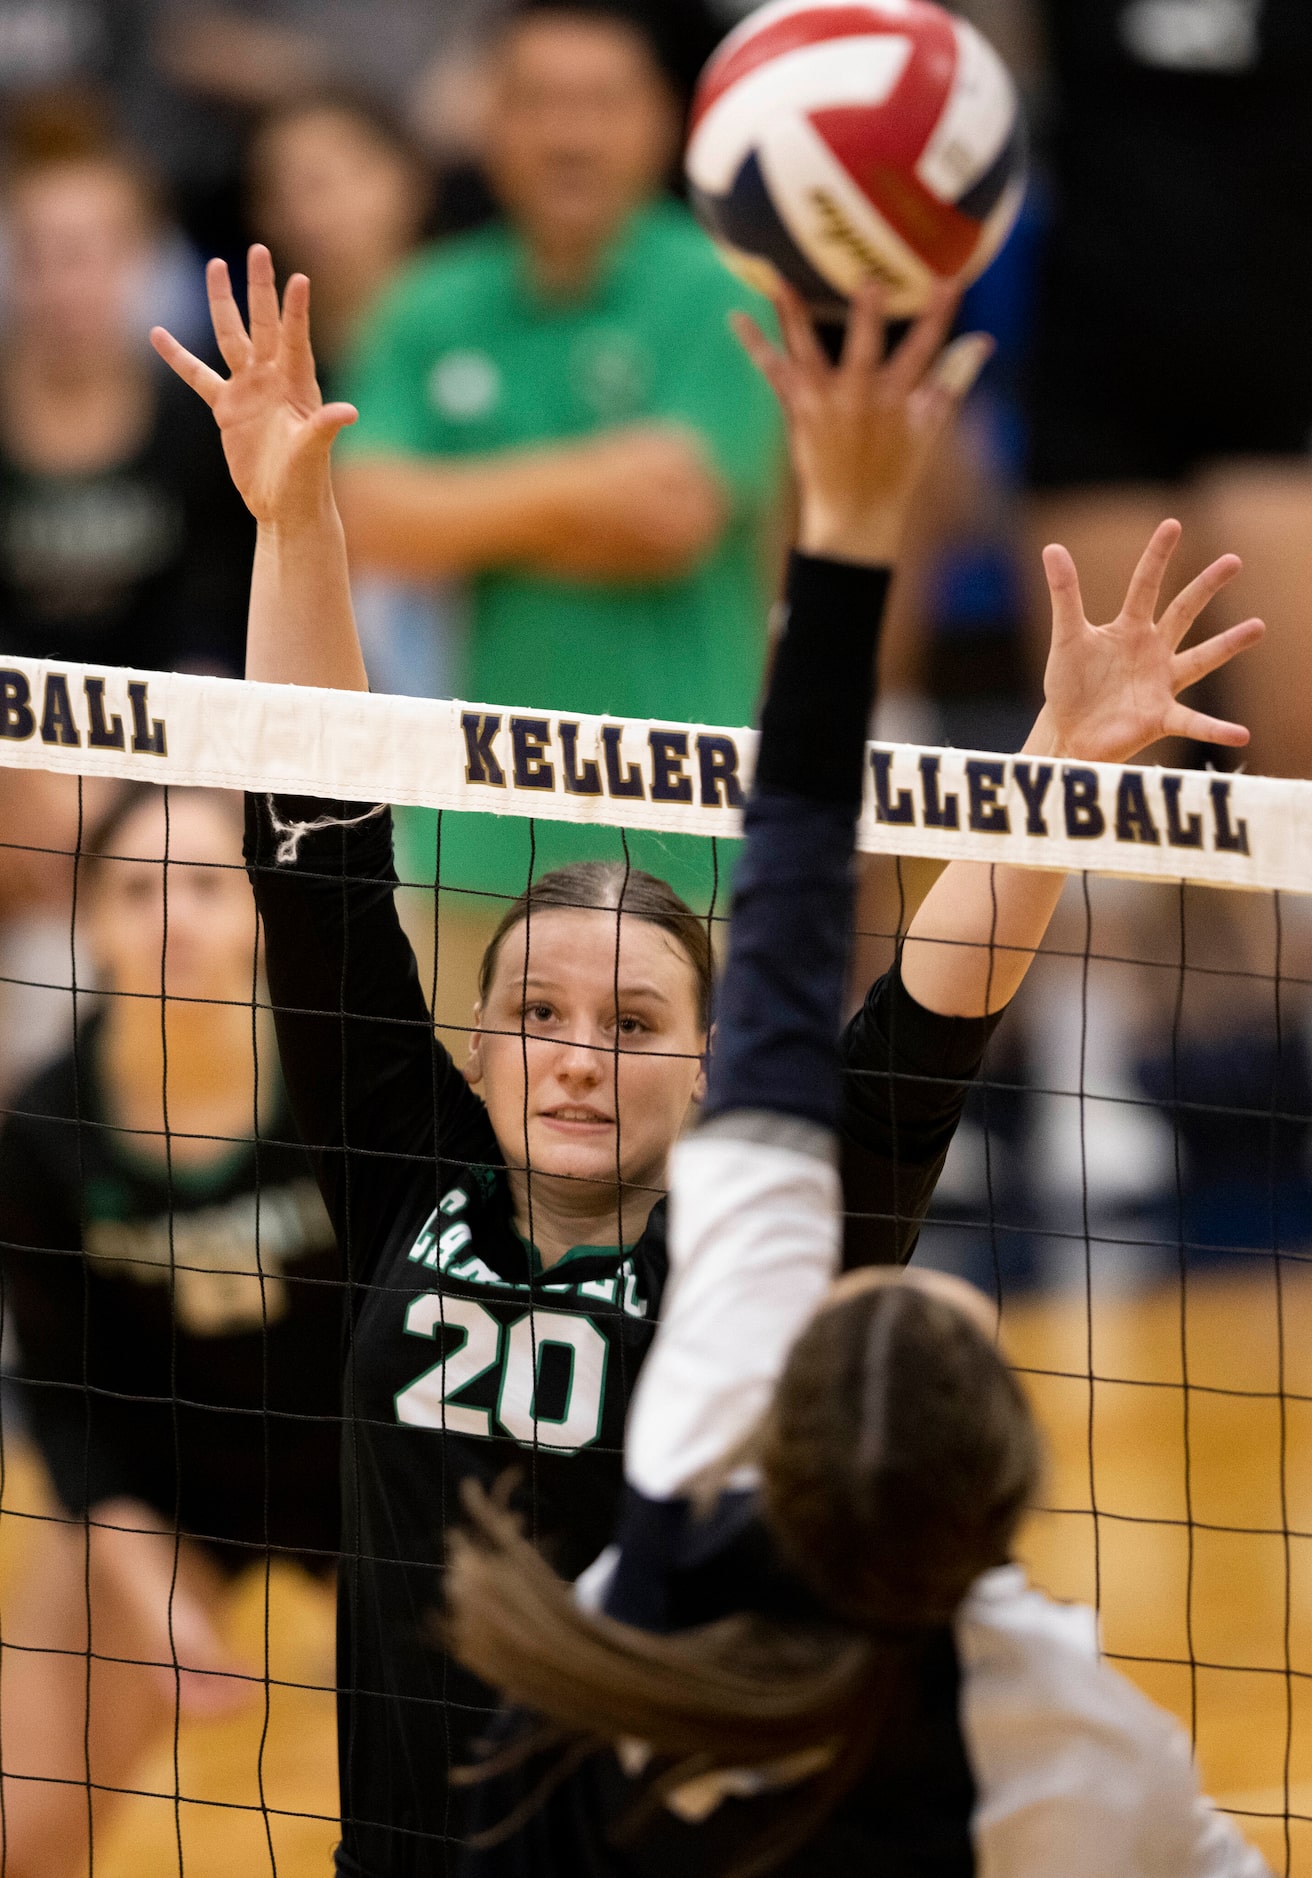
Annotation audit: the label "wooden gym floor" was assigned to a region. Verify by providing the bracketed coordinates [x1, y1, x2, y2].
[3, 1262, 1310, 1875]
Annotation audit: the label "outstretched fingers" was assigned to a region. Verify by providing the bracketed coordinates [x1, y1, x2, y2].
[1172, 616, 1266, 691]
[1123, 518, 1183, 624]
[311, 401, 360, 444]
[1162, 700, 1251, 748]
[913, 331, 993, 444]
[206, 257, 252, 372]
[883, 280, 960, 403]
[839, 280, 887, 383]
[1159, 553, 1242, 649]
[246, 243, 282, 365]
[771, 278, 828, 377]
[1042, 541, 1087, 647]
[279, 270, 321, 404]
[150, 327, 224, 407]
[729, 310, 795, 408]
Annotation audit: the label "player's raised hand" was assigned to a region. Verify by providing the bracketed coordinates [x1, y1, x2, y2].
[1035, 520, 1266, 765]
[731, 277, 991, 564]
[150, 244, 357, 530]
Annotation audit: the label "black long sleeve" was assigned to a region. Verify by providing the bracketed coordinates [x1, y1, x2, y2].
[838, 962, 1003, 1269]
[243, 795, 496, 1286]
[755, 554, 893, 809]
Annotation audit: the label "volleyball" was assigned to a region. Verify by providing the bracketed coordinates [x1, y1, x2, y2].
[686, 0, 1026, 318]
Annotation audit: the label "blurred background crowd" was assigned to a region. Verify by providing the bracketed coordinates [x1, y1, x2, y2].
[1, 0, 1311, 1298]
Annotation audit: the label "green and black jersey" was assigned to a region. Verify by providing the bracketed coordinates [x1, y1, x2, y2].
[244, 792, 998, 1878]
[0, 1033, 340, 1569]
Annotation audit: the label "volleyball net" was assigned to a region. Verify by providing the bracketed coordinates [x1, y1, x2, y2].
[0, 655, 1310, 1872]
[0, 653, 1302, 889]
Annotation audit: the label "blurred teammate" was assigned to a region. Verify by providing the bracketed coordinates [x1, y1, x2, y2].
[248, 91, 433, 391]
[445, 284, 1271, 1878]
[0, 785, 341, 1878]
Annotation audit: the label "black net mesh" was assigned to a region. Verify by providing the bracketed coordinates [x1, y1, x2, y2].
[0, 775, 1307, 1873]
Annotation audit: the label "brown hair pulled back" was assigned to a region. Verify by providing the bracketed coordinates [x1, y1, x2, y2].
[478, 861, 713, 1029]
[446, 1281, 1042, 1875]
[761, 1284, 1041, 1630]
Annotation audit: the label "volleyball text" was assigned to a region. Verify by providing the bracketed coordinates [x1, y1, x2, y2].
[0, 668, 167, 756]
[869, 750, 1250, 856]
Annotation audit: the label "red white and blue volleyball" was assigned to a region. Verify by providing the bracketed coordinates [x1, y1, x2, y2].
[687, 0, 1026, 317]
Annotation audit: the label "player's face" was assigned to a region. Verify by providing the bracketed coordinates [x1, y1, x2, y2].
[485, 17, 679, 264]
[251, 107, 426, 285]
[6, 163, 151, 358]
[468, 908, 707, 1203]
[86, 794, 256, 1009]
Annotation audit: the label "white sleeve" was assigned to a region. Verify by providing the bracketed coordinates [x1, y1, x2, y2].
[957, 1569, 1272, 1878]
[624, 1116, 841, 1502]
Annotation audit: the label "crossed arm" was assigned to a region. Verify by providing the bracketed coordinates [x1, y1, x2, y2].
[333, 426, 729, 584]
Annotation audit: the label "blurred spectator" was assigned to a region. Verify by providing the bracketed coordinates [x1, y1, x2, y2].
[247, 90, 460, 699]
[1023, 0, 1312, 782]
[335, 0, 784, 1014]
[159, 0, 496, 153]
[0, 130, 254, 673]
[159, 0, 724, 163]
[0, 11, 231, 269]
[0, 118, 254, 1097]
[247, 91, 433, 392]
[0, 3, 130, 107]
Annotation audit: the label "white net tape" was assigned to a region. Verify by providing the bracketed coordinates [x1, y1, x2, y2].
[0, 655, 1307, 892]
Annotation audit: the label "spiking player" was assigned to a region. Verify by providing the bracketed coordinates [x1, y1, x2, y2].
[151, 246, 1260, 1876]
[444, 285, 1271, 1878]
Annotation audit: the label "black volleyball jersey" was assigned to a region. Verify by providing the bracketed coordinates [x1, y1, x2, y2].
[1036, 0, 1312, 348]
[0, 365, 255, 676]
[0, 1032, 342, 1564]
[244, 794, 998, 1878]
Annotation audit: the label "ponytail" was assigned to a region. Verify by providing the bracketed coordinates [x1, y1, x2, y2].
[446, 1283, 1041, 1875]
[446, 1482, 924, 1876]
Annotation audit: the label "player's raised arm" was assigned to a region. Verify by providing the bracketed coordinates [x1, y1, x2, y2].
[612, 281, 987, 1509]
[900, 520, 1266, 1018]
[151, 244, 367, 692]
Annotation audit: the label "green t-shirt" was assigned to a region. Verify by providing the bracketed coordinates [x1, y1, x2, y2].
[342, 201, 784, 910]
